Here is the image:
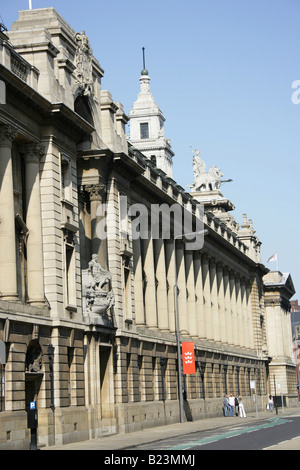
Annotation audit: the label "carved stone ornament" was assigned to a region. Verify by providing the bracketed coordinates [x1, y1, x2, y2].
[0, 124, 18, 146]
[25, 341, 43, 373]
[84, 183, 106, 201]
[74, 31, 94, 97]
[190, 149, 223, 192]
[82, 255, 115, 325]
[19, 142, 45, 163]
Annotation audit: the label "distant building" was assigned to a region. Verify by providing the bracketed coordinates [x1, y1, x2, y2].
[291, 300, 300, 393]
[0, 7, 297, 449]
[291, 299, 300, 338]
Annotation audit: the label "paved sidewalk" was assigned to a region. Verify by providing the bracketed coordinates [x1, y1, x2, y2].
[42, 409, 291, 451]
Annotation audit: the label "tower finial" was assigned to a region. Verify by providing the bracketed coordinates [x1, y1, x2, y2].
[141, 47, 148, 75]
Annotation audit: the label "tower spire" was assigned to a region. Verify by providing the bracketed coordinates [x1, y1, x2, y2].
[141, 46, 148, 75]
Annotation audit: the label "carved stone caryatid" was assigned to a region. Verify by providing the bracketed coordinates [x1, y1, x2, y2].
[74, 30, 94, 97]
[82, 254, 115, 325]
[190, 149, 223, 192]
[0, 125, 18, 299]
[19, 142, 45, 305]
[84, 183, 107, 266]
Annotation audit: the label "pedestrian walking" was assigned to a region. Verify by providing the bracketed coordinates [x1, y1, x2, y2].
[222, 394, 229, 416]
[235, 395, 239, 416]
[228, 394, 235, 416]
[268, 395, 274, 412]
[239, 396, 247, 417]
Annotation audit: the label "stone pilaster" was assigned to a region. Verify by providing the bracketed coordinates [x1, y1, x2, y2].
[235, 275, 245, 347]
[0, 125, 18, 300]
[223, 268, 233, 345]
[246, 282, 255, 349]
[154, 238, 169, 332]
[175, 240, 188, 335]
[165, 239, 176, 333]
[210, 258, 221, 342]
[241, 278, 250, 348]
[230, 271, 239, 346]
[217, 263, 227, 343]
[185, 251, 198, 338]
[141, 237, 158, 329]
[202, 254, 213, 340]
[132, 237, 145, 326]
[194, 253, 205, 339]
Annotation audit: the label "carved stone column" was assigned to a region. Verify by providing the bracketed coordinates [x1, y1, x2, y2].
[21, 142, 45, 305]
[0, 125, 18, 300]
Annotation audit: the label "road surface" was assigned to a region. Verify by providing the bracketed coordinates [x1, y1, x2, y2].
[128, 414, 300, 451]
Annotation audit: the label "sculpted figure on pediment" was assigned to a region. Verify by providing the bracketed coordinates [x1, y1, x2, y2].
[190, 148, 223, 192]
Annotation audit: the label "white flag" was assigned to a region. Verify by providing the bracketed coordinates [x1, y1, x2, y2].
[266, 253, 277, 263]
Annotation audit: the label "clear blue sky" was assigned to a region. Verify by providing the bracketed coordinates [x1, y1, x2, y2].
[1, 0, 300, 298]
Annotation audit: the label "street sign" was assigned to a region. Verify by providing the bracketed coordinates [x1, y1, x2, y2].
[250, 380, 256, 390]
[30, 401, 36, 410]
[182, 342, 196, 374]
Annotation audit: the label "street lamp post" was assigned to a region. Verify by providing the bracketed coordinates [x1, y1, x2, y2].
[173, 229, 208, 424]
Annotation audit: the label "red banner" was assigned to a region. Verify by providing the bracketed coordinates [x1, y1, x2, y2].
[182, 342, 196, 374]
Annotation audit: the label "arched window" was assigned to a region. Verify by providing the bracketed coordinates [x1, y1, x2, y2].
[74, 94, 94, 126]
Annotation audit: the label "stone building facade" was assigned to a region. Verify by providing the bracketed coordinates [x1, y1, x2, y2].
[0, 7, 297, 449]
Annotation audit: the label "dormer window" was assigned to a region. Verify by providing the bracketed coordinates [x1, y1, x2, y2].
[140, 122, 149, 139]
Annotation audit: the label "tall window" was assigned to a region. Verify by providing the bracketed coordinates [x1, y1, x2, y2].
[60, 153, 72, 202]
[63, 231, 77, 310]
[67, 347, 74, 406]
[140, 122, 149, 139]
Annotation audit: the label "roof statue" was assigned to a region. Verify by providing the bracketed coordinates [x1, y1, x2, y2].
[74, 30, 94, 97]
[190, 148, 223, 192]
